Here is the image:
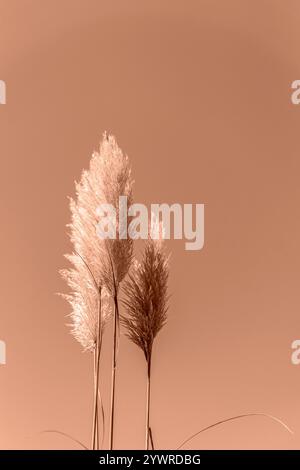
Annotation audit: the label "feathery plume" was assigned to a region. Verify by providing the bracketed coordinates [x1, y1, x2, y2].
[60, 256, 111, 352]
[122, 216, 169, 449]
[69, 132, 134, 295]
[122, 244, 168, 362]
[61, 132, 134, 449]
[92, 134, 134, 449]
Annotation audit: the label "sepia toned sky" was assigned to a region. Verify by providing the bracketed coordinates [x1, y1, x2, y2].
[0, 0, 300, 450]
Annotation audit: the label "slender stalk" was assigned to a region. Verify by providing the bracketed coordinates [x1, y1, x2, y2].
[98, 388, 105, 450]
[145, 353, 152, 450]
[94, 344, 101, 450]
[109, 294, 119, 450]
[92, 350, 97, 449]
[149, 427, 155, 450]
[92, 350, 98, 449]
[92, 289, 102, 450]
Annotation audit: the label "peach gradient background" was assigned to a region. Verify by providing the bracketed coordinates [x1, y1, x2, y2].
[0, 0, 300, 450]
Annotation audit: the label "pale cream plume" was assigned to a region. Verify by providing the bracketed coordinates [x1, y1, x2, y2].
[60, 132, 134, 450]
[60, 257, 111, 352]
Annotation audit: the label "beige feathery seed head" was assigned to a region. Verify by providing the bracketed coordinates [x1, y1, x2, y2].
[61, 133, 134, 350]
[60, 255, 111, 351]
[69, 132, 134, 294]
[92, 133, 134, 292]
[122, 235, 169, 363]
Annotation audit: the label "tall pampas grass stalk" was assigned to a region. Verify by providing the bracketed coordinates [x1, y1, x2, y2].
[61, 132, 133, 450]
[94, 134, 134, 449]
[122, 218, 169, 450]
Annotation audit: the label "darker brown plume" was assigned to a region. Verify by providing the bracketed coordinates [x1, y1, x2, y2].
[122, 236, 169, 449]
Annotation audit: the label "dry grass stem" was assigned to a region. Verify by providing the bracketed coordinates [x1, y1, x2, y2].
[122, 220, 169, 449]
